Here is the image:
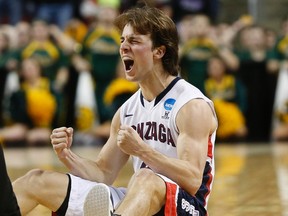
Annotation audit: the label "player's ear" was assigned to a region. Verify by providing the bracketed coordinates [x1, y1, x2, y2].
[153, 45, 166, 59]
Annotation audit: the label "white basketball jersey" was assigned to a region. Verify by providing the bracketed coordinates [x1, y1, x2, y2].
[120, 77, 216, 173]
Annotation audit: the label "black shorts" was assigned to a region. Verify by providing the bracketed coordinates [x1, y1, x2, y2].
[0, 146, 21, 216]
[157, 174, 207, 216]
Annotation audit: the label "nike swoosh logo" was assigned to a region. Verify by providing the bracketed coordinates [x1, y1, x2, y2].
[124, 114, 133, 117]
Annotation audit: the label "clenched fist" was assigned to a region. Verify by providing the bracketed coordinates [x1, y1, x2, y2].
[50, 127, 73, 158]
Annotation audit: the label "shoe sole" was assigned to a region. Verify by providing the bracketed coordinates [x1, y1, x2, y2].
[84, 183, 113, 216]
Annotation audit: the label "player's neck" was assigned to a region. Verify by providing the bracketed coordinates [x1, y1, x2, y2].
[139, 74, 175, 102]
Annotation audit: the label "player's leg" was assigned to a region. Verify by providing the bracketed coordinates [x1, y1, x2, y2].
[12, 169, 69, 215]
[65, 174, 126, 216]
[0, 145, 21, 216]
[114, 168, 166, 216]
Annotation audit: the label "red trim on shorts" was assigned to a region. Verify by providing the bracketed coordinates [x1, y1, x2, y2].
[207, 136, 213, 159]
[165, 182, 177, 216]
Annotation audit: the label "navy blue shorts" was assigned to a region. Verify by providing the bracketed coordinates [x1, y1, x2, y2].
[156, 175, 207, 216]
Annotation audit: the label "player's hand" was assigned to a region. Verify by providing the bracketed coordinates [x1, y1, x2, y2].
[50, 127, 73, 158]
[117, 125, 146, 156]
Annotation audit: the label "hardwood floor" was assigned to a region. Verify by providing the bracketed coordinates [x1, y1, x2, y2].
[209, 142, 288, 216]
[4, 142, 288, 216]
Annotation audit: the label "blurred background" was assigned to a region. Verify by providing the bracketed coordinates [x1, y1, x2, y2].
[0, 0, 288, 215]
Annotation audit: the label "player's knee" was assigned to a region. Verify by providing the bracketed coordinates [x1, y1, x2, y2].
[17, 169, 46, 190]
[132, 169, 166, 209]
[133, 169, 165, 192]
[134, 168, 155, 182]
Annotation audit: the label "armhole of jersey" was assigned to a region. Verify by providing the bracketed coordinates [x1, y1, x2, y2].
[207, 100, 218, 132]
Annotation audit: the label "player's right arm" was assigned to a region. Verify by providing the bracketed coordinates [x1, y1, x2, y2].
[50, 110, 130, 185]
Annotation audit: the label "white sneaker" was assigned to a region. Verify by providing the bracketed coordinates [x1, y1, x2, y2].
[84, 183, 114, 216]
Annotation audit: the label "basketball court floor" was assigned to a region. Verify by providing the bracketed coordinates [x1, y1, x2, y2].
[3, 141, 288, 216]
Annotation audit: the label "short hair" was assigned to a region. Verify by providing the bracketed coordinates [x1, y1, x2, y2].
[114, 5, 180, 76]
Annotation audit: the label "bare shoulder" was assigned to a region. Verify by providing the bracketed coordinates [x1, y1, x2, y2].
[177, 98, 217, 134]
[179, 98, 214, 116]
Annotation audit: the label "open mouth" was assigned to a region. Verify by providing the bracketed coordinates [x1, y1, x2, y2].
[123, 59, 134, 72]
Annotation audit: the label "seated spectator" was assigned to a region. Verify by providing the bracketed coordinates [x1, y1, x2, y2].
[0, 58, 60, 146]
[20, 19, 71, 126]
[0, 30, 18, 127]
[21, 19, 70, 93]
[205, 56, 247, 141]
[179, 13, 239, 93]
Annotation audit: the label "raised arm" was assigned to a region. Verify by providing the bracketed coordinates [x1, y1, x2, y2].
[50, 110, 130, 185]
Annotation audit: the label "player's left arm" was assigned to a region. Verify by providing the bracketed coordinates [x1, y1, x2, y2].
[173, 98, 217, 195]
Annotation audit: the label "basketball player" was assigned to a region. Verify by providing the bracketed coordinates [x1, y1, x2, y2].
[3, 4, 217, 216]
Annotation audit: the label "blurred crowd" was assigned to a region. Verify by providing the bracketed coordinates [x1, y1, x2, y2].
[0, 0, 287, 147]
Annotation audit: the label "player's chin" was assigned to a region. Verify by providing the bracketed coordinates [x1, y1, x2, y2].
[125, 71, 137, 81]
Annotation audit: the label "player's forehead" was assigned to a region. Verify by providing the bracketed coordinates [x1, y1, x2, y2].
[121, 24, 151, 40]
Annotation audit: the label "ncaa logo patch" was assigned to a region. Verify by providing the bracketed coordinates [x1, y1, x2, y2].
[164, 98, 176, 111]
